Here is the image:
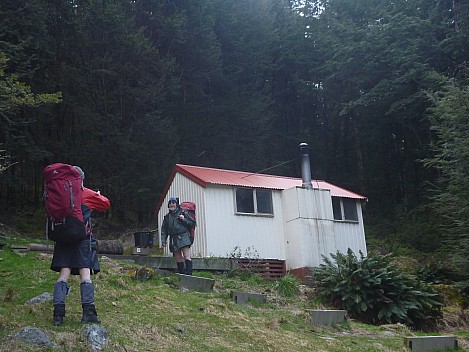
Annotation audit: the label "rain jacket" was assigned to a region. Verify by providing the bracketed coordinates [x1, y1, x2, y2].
[161, 205, 196, 252]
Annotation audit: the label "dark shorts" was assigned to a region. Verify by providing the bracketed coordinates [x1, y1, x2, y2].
[50, 237, 100, 275]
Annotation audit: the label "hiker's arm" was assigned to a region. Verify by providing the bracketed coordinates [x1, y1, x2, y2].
[180, 211, 195, 228]
[82, 187, 110, 212]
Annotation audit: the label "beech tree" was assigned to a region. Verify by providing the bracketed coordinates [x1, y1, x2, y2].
[0, 53, 61, 175]
[424, 80, 469, 295]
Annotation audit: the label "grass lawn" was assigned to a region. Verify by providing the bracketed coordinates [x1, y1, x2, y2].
[0, 237, 467, 352]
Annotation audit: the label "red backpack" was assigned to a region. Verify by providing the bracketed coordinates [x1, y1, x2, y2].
[43, 163, 87, 244]
[180, 201, 196, 244]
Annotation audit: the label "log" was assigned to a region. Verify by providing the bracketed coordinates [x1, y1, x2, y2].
[97, 240, 123, 255]
[28, 240, 124, 255]
[28, 243, 54, 252]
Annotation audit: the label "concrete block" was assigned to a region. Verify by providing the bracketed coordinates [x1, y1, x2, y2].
[306, 309, 347, 326]
[178, 274, 215, 292]
[231, 291, 267, 305]
[404, 336, 458, 352]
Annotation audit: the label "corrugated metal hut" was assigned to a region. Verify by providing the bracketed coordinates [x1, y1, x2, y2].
[156, 145, 367, 276]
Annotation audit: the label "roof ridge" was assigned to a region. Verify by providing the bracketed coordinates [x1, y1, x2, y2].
[177, 163, 303, 180]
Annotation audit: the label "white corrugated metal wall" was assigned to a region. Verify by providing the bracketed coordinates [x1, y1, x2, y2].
[204, 185, 286, 259]
[333, 202, 367, 256]
[283, 186, 367, 269]
[283, 187, 337, 268]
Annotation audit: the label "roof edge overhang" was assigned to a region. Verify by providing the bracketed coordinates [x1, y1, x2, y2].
[175, 164, 207, 188]
[154, 164, 207, 215]
[316, 181, 368, 201]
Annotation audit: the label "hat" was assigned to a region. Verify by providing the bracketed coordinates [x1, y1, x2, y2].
[168, 197, 178, 206]
[73, 166, 85, 180]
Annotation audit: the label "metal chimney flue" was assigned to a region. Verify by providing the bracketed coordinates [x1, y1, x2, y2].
[299, 143, 312, 189]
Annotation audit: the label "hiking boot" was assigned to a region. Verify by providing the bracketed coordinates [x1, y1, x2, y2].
[81, 304, 101, 324]
[185, 260, 193, 276]
[53, 304, 65, 326]
[53, 314, 64, 326]
[177, 261, 185, 274]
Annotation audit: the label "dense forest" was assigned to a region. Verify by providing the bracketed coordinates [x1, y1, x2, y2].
[0, 0, 468, 293]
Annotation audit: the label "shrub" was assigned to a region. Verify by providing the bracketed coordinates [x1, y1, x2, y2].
[415, 261, 460, 285]
[433, 284, 466, 307]
[311, 249, 443, 330]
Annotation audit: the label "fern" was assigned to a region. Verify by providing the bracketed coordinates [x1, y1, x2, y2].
[312, 249, 443, 330]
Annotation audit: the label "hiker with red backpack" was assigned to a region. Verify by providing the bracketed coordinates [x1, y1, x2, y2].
[45, 164, 110, 326]
[161, 197, 196, 275]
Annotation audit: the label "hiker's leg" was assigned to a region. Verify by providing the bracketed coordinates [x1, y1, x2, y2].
[58, 267, 71, 281]
[79, 268, 100, 323]
[174, 249, 185, 274]
[174, 249, 183, 261]
[182, 247, 193, 275]
[79, 268, 91, 282]
[53, 268, 71, 326]
[181, 246, 191, 261]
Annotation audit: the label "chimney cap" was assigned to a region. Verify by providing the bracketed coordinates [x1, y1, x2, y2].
[299, 142, 309, 152]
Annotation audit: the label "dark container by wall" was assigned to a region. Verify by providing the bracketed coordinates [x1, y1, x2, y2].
[134, 232, 153, 248]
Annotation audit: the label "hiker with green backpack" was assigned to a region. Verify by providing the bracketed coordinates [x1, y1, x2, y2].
[44, 164, 110, 326]
[161, 197, 196, 275]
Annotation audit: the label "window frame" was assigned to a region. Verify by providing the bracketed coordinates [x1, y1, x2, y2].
[234, 187, 274, 216]
[332, 196, 359, 222]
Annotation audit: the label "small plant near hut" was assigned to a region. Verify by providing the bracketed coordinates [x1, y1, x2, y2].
[272, 274, 300, 298]
[228, 245, 260, 260]
[311, 249, 443, 331]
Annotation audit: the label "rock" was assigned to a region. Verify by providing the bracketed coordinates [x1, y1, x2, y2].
[25, 292, 53, 305]
[83, 324, 108, 350]
[135, 267, 156, 280]
[15, 326, 53, 347]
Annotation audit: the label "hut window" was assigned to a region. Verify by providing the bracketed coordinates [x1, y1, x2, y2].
[256, 189, 273, 214]
[332, 197, 358, 221]
[235, 188, 273, 215]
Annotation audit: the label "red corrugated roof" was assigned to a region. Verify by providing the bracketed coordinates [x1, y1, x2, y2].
[155, 164, 367, 213]
[176, 164, 366, 198]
